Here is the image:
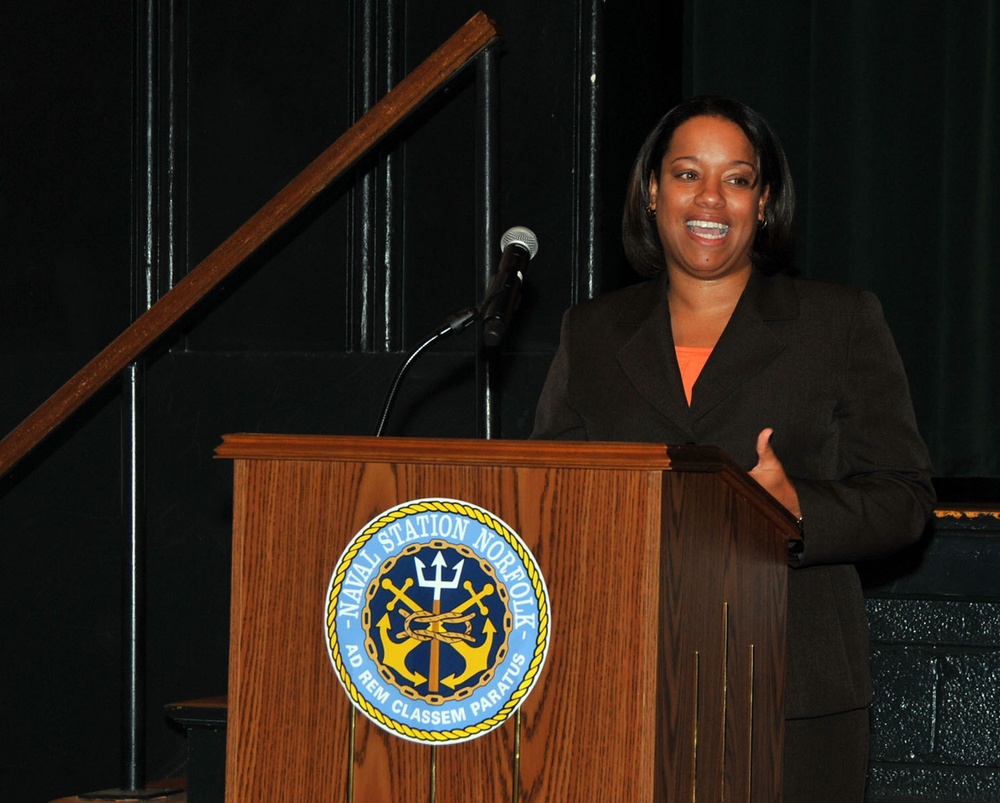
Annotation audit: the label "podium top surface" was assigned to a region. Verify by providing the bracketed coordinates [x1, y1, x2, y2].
[217, 433, 800, 542]
[217, 433, 715, 470]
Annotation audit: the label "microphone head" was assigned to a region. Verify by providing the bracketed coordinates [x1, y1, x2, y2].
[500, 226, 539, 259]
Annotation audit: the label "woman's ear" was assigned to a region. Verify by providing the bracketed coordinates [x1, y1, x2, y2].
[648, 171, 659, 212]
[758, 186, 770, 222]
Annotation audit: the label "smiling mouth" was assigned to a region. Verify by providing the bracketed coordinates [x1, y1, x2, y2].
[686, 220, 730, 239]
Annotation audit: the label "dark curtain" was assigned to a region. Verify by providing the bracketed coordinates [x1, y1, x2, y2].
[685, 0, 1000, 482]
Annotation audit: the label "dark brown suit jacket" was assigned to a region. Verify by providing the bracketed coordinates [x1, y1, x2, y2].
[531, 268, 935, 718]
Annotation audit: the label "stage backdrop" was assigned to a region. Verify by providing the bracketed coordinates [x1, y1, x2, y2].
[684, 0, 1000, 483]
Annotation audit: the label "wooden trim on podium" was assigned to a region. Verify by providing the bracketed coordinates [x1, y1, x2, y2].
[216, 432, 673, 466]
[216, 435, 797, 533]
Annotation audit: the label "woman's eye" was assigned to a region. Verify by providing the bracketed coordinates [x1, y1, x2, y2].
[675, 170, 698, 180]
[727, 175, 752, 186]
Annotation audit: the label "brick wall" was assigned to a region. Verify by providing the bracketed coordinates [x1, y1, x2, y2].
[863, 510, 1000, 802]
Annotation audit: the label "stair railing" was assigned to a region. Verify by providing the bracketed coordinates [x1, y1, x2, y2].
[0, 11, 499, 478]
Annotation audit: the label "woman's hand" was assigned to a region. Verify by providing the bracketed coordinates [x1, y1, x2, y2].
[749, 428, 802, 519]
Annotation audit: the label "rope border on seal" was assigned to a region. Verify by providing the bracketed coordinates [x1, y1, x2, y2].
[326, 499, 550, 742]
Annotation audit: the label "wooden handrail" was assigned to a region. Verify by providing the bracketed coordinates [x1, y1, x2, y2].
[0, 12, 499, 478]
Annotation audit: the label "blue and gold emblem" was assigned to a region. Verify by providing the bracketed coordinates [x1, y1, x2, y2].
[325, 499, 550, 743]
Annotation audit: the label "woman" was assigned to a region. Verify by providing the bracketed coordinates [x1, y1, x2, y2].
[532, 96, 935, 800]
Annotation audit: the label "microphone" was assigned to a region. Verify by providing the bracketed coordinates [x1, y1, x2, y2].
[482, 226, 538, 347]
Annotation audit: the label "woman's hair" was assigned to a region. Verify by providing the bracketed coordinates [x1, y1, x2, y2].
[622, 96, 796, 277]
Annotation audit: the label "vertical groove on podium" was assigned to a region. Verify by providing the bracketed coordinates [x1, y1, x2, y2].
[511, 710, 521, 803]
[692, 651, 700, 803]
[746, 645, 755, 803]
[721, 601, 730, 802]
[429, 745, 437, 803]
[346, 709, 356, 802]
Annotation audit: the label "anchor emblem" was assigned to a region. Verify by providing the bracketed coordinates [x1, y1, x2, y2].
[368, 542, 507, 699]
[327, 498, 550, 744]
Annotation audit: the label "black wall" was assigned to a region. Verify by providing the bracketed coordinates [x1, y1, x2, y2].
[0, 2, 681, 799]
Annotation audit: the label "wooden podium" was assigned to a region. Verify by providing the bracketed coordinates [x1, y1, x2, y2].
[216, 434, 800, 802]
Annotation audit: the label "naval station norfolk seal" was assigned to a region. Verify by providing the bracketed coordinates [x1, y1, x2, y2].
[325, 498, 550, 743]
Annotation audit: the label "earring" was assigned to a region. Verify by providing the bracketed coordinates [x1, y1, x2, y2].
[646, 205, 656, 219]
[758, 216, 768, 229]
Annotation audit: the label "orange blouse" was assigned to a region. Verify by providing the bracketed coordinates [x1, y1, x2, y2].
[675, 346, 713, 405]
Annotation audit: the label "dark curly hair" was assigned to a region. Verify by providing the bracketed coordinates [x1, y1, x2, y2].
[622, 96, 796, 277]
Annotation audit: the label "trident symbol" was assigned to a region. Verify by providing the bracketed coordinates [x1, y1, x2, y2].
[415, 553, 465, 600]
[415, 553, 464, 692]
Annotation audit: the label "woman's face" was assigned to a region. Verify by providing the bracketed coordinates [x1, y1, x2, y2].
[648, 115, 768, 282]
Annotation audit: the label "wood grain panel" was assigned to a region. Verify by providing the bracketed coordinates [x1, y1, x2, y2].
[514, 466, 661, 801]
[227, 459, 356, 802]
[223, 437, 796, 802]
[657, 471, 788, 803]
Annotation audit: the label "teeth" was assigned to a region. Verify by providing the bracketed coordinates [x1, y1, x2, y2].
[686, 220, 729, 239]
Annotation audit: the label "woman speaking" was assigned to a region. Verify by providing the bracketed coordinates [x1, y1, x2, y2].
[532, 96, 935, 801]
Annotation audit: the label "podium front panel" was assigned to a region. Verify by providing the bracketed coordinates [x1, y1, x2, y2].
[219, 435, 793, 802]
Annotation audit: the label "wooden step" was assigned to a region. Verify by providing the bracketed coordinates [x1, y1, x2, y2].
[164, 695, 227, 728]
[51, 698, 227, 803]
[165, 696, 227, 803]
[50, 778, 186, 803]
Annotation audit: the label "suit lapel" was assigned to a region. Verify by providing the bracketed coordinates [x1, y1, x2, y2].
[615, 273, 696, 438]
[614, 270, 800, 434]
[690, 271, 798, 421]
